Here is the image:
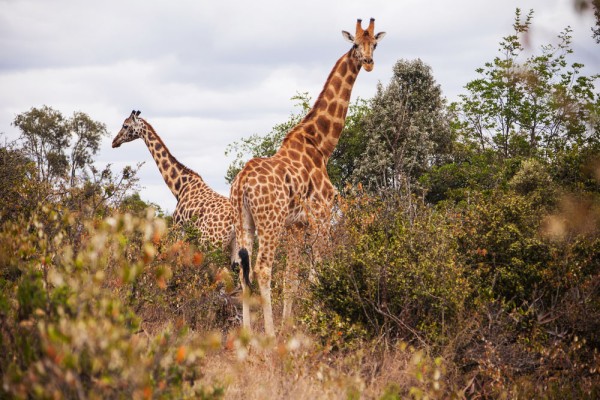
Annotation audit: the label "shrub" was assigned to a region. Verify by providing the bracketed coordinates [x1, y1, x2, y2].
[301, 191, 469, 347]
[0, 206, 224, 399]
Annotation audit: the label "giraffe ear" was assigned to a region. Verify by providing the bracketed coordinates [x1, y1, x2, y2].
[342, 30, 355, 43]
[135, 110, 141, 116]
[375, 32, 386, 42]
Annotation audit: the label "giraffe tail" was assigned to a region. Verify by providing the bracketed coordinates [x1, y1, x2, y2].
[239, 248, 251, 291]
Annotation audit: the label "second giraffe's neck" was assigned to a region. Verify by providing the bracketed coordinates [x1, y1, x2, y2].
[140, 119, 202, 200]
[280, 49, 361, 163]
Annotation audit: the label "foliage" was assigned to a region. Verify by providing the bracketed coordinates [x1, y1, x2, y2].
[0, 207, 224, 399]
[452, 9, 599, 160]
[7, 105, 141, 224]
[302, 190, 469, 347]
[12, 106, 109, 187]
[353, 59, 453, 194]
[0, 139, 42, 224]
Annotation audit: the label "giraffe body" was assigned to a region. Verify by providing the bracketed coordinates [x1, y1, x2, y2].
[113, 111, 235, 256]
[230, 19, 385, 336]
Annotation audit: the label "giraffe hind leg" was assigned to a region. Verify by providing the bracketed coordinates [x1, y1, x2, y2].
[239, 248, 251, 289]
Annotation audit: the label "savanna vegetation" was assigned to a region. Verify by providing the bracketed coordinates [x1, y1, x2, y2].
[2, 9, 599, 399]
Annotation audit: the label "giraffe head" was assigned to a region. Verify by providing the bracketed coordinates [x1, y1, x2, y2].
[112, 110, 144, 148]
[342, 18, 386, 72]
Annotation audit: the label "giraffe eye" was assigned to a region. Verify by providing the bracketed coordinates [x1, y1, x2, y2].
[123, 124, 128, 129]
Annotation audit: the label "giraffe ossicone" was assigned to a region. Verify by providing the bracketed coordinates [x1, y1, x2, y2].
[113, 110, 237, 260]
[230, 19, 385, 337]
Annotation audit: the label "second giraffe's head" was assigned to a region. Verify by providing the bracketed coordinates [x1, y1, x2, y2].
[112, 110, 143, 148]
[342, 18, 386, 72]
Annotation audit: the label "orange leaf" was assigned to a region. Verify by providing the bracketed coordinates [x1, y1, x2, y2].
[192, 252, 204, 266]
[176, 346, 187, 364]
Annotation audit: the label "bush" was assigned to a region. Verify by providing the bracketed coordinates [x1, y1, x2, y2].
[301, 191, 469, 348]
[0, 206, 225, 399]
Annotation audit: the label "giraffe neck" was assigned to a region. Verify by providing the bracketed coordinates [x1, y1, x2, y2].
[280, 49, 361, 163]
[140, 119, 202, 200]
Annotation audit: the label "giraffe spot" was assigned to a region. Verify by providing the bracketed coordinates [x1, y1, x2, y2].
[316, 116, 331, 133]
[305, 124, 316, 136]
[313, 170, 324, 186]
[301, 155, 312, 167]
[331, 77, 342, 92]
[324, 89, 335, 100]
[314, 98, 327, 111]
[341, 88, 351, 101]
[305, 146, 318, 160]
[327, 101, 338, 116]
[336, 106, 345, 119]
[290, 139, 302, 151]
[345, 74, 356, 85]
[290, 149, 304, 161]
[339, 60, 348, 76]
[322, 140, 335, 155]
[174, 179, 181, 191]
[333, 122, 343, 133]
[258, 175, 267, 183]
[155, 143, 163, 152]
[170, 168, 177, 179]
[161, 150, 168, 158]
[161, 160, 169, 170]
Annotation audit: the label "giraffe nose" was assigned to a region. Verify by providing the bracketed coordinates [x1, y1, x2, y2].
[364, 57, 373, 65]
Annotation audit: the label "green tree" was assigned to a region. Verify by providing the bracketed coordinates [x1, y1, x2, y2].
[453, 9, 599, 159]
[68, 111, 107, 186]
[353, 59, 452, 193]
[0, 139, 40, 222]
[13, 105, 69, 183]
[12, 106, 108, 186]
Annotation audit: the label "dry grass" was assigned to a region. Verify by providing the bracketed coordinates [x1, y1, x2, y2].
[154, 325, 437, 400]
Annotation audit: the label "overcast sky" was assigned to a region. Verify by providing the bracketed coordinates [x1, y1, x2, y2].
[1, 0, 598, 213]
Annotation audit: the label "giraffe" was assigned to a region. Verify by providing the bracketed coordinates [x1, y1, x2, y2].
[230, 19, 385, 336]
[113, 110, 236, 259]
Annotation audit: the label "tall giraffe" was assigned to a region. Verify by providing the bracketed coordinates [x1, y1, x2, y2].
[230, 19, 385, 336]
[113, 111, 236, 258]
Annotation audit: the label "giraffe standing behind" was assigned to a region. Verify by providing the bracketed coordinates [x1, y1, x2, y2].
[113, 111, 236, 258]
[230, 19, 385, 336]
